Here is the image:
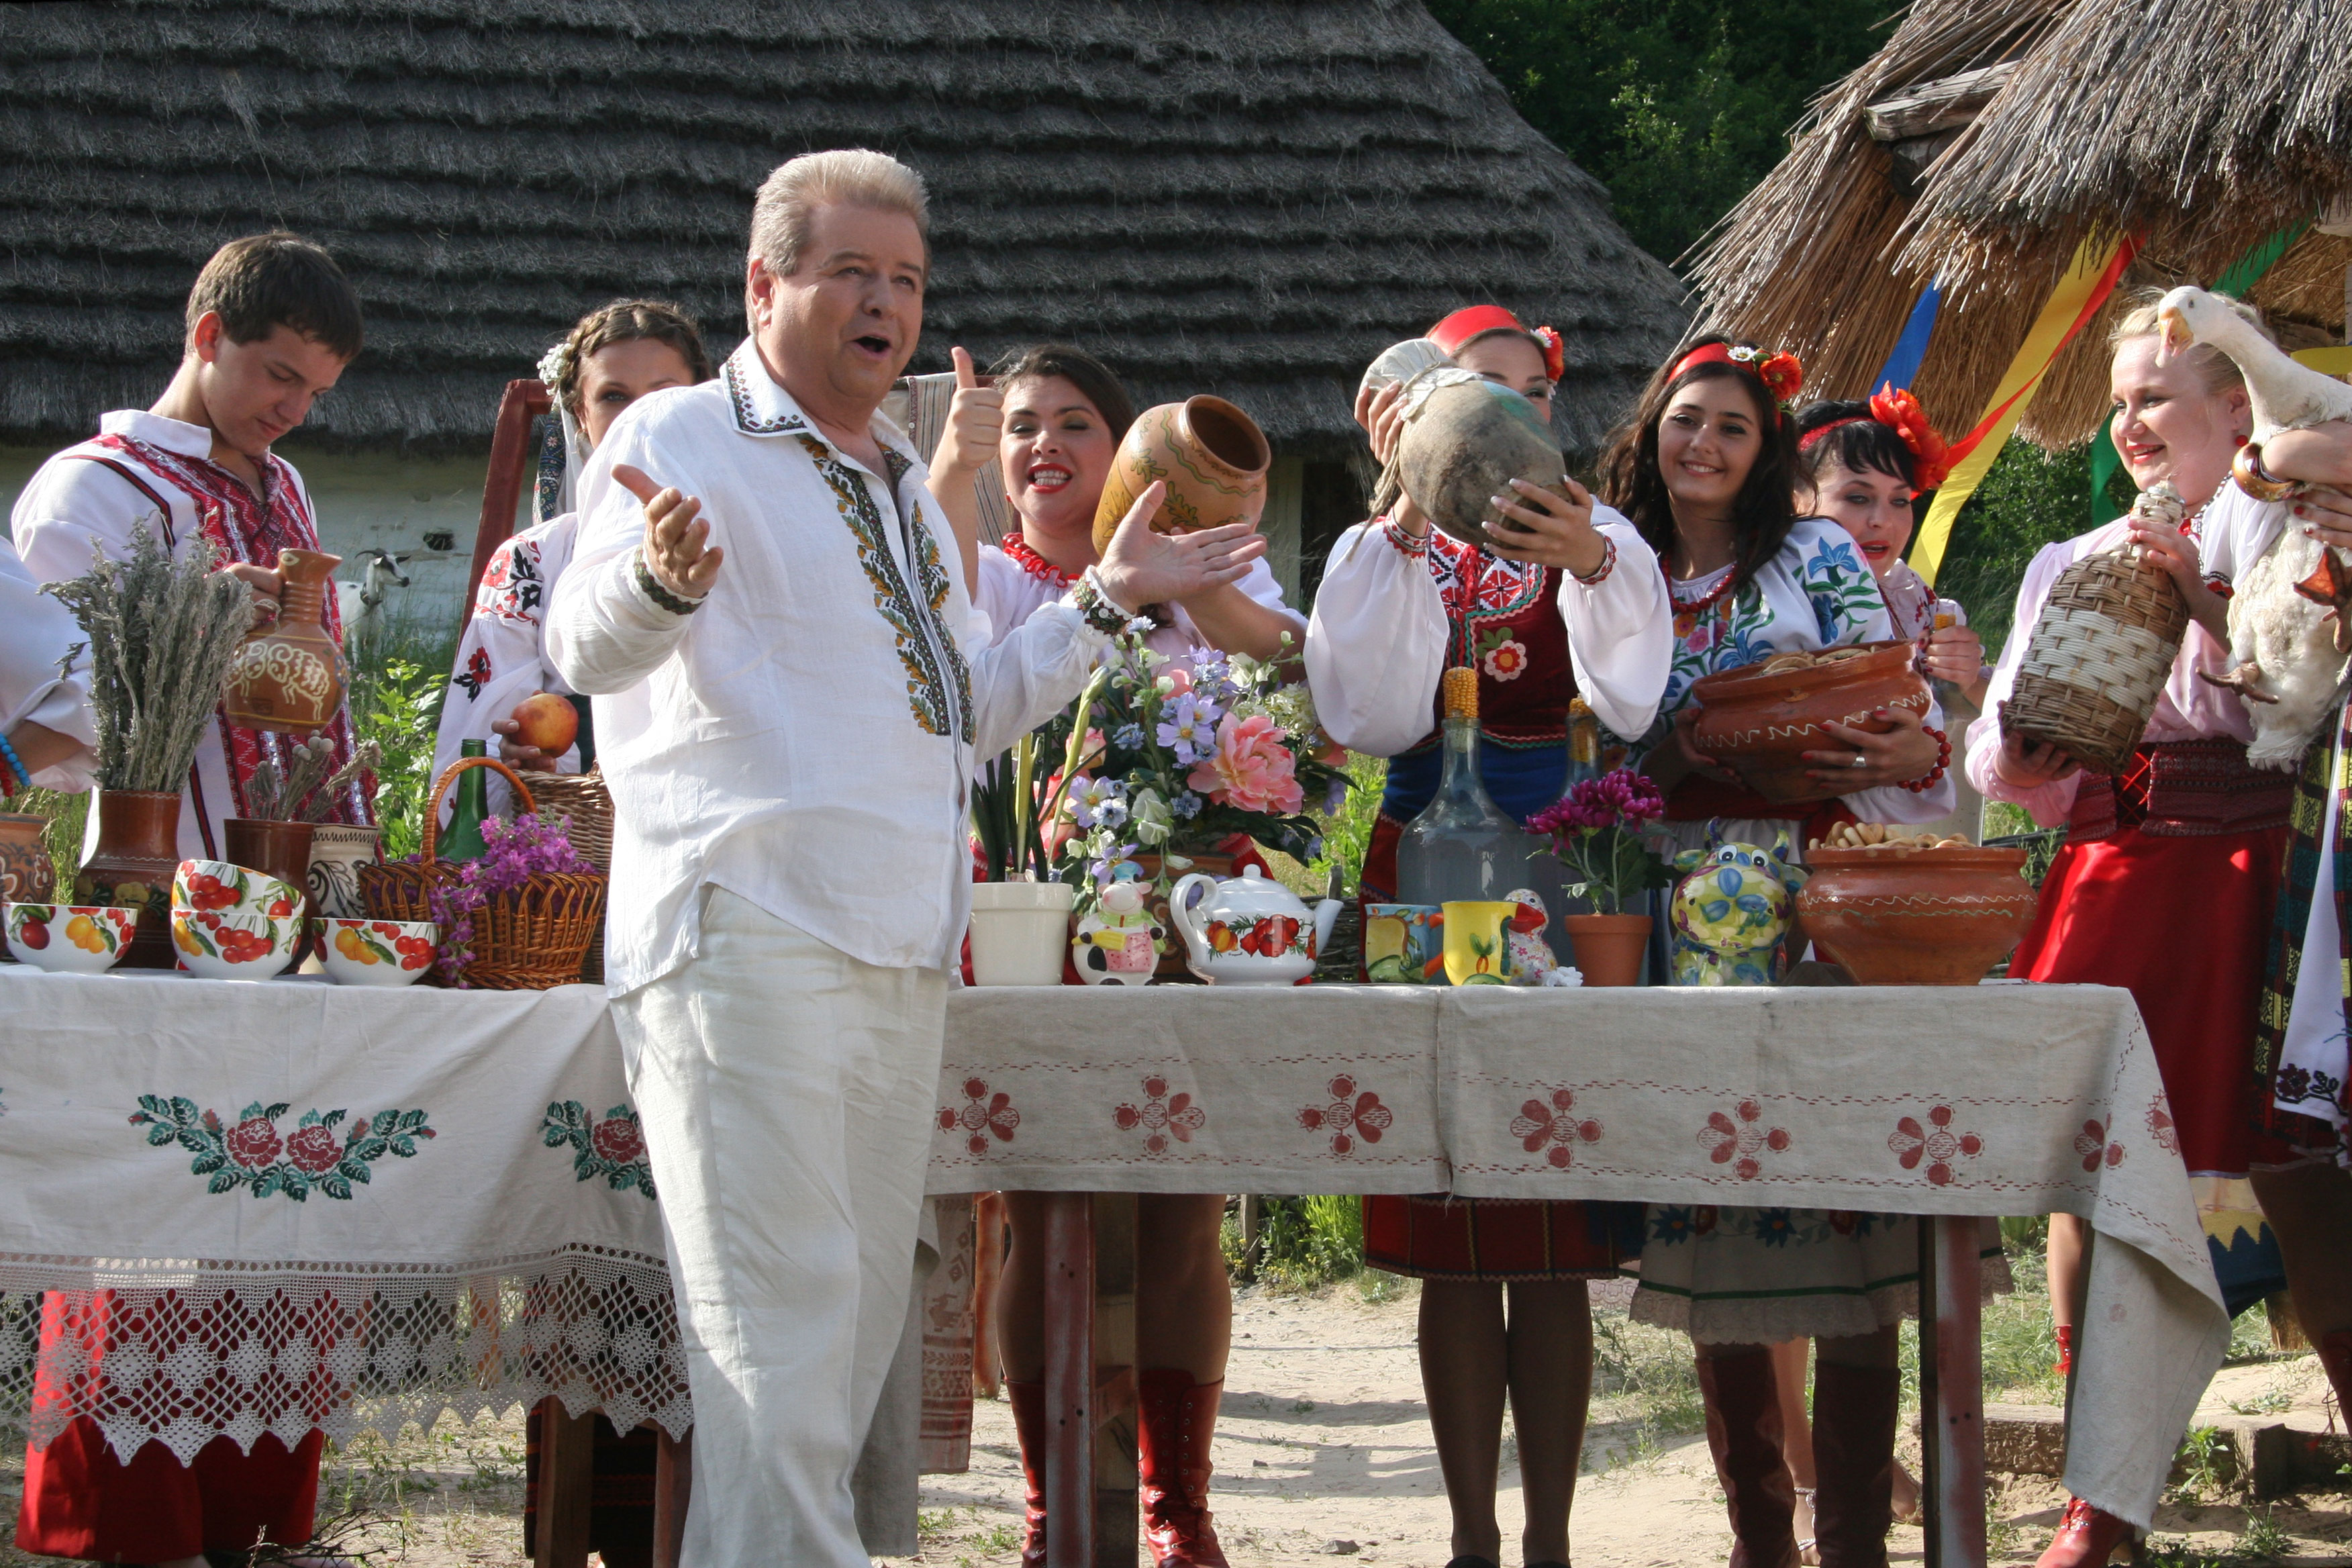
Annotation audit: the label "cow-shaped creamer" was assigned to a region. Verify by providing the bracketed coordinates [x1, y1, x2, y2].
[1667, 823, 1806, 987]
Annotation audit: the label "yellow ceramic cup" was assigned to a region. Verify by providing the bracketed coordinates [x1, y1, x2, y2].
[1440, 900, 1519, 985]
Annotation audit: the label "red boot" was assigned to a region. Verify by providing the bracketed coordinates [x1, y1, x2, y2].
[1003, 1380, 1049, 1568]
[1137, 1369, 1230, 1567]
[2317, 1330, 2352, 1419]
[2054, 1324, 2073, 1379]
[2032, 1496, 2135, 1567]
[1696, 1349, 1801, 1568]
[1808, 1362, 1900, 1568]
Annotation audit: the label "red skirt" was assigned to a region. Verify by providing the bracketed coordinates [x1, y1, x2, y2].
[2012, 820, 2285, 1177]
[1361, 1194, 1636, 1282]
[18, 1419, 322, 1559]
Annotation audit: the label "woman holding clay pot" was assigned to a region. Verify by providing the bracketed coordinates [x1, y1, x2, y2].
[1963, 293, 2300, 1567]
[926, 341, 1291, 1568]
[431, 300, 714, 813]
[1606, 337, 1958, 1568]
[1303, 306, 1671, 1568]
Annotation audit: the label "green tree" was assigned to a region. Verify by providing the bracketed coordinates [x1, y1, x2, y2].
[1931, 441, 2140, 658]
[1427, 0, 1892, 264]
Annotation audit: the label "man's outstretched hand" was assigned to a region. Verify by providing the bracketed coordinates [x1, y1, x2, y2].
[1093, 481, 1267, 611]
[616, 463, 722, 599]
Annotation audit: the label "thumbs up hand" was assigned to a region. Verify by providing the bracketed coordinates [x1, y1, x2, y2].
[930, 346, 1003, 485]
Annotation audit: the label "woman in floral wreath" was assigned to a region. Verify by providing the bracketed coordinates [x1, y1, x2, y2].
[431, 300, 714, 810]
[926, 341, 1295, 1568]
[1304, 305, 1672, 1568]
[1609, 336, 1957, 1568]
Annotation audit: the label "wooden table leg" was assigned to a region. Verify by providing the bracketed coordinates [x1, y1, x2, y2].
[1917, 1216, 1988, 1568]
[1042, 1192, 1097, 1568]
[652, 1427, 691, 1568]
[534, 1401, 597, 1568]
[1093, 1193, 1140, 1568]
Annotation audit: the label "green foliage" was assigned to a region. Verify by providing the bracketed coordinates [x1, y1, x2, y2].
[9, 785, 87, 893]
[1932, 440, 2140, 660]
[2167, 1424, 2230, 1506]
[1426, 0, 1892, 262]
[343, 601, 460, 860]
[1225, 1195, 1375, 1291]
[1306, 752, 1386, 895]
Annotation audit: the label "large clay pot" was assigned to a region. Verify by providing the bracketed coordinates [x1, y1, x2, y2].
[1395, 371, 1567, 546]
[75, 789, 183, 970]
[1091, 399, 1270, 553]
[1795, 846, 2037, 985]
[1559, 912, 1649, 987]
[1687, 642, 1930, 807]
[226, 817, 317, 967]
[223, 548, 346, 734]
[306, 823, 383, 920]
[0, 812, 55, 903]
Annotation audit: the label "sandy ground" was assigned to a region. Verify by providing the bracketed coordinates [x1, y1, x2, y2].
[0, 1280, 2341, 1567]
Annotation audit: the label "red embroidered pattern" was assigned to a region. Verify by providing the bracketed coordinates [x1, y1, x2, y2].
[1114, 1075, 1204, 1156]
[940, 1077, 1020, 1156]
[1297, 1075, 1392, 1157]
[1699, 1099, 1789, 1180]
[998, 534, 1076, 587]
[1510, 1088, 1604, 1170]
[2146, 1097, 2179, 1155]
[2073, 1118, 2125, 1171]
[1886, 1105, 1983, 1185]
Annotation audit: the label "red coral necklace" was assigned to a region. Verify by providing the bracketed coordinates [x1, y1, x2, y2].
[1663, 555, 1738, 619]
[1001, 532, 1077, 587]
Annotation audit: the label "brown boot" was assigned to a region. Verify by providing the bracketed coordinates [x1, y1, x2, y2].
[1003, 1379, 1050, 1567]
[1137, 1369, 1230, 1567]
[1808, 1362, 1900, 1568]
[1696, 1349, 1801, 1568]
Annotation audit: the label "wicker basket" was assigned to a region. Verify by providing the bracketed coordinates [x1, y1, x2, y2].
[2002, 541, 2189, 777]
[519, 769, 614, 983]
[358, 755, 607, 990]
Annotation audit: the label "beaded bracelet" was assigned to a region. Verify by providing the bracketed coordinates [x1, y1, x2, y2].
[1571, 534, 1619, 587]
[1071, 567, 1136, 637]
[1898, 724, 1951, 793]
[632, 548, 707, 616]
[0, 731, 28, 798]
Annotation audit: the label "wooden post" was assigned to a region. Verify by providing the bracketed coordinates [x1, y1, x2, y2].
[1041, 1192, 1097, 1568]
[532, 1402, 597, 1568]
[1917, 1216, 1988, 1568]
[1093, 1193, 1140, 1567]
[652, 1428, 691, 1568]
[468, 379, 553, 600]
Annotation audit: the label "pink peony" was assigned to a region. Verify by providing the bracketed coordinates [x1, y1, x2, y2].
[1187, 713, 1305, 814]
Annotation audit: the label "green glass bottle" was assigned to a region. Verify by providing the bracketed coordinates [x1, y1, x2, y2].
[440, 738, 491, 863]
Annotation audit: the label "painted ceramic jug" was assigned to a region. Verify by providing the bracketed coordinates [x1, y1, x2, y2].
[1667, 825, 1807, 987]
[1091, 397, 1271, 553]
[0, 812, 54, 903]
[1073, 876, 1165, 987]
[223, 548, 346, 734]
[1169, 865, 1340, 986]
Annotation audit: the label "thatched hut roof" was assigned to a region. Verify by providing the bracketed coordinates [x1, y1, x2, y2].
[1692, 0, 2352, 448]
[0, 0, 1689, 457]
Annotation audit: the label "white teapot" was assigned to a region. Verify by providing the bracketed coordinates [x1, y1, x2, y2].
[1168, 865, 1342, 986]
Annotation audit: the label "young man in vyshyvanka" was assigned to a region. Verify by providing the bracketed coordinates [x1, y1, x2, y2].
[8, 232, 371, 1565]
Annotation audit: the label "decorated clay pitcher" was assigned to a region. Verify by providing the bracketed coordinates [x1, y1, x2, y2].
[0, 812, 54, 903]
[1091, 397, 1271, 553]
[223, 548, 345, 734]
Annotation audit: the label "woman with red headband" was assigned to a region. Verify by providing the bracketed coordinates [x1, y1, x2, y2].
[1602, 336, 1955, 1568]
[1306, 304, 1671, 1568]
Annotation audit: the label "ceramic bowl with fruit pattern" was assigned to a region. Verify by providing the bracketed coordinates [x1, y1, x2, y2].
[322, 918, 437, 987]
[171, 908, 301, 981]
[173, 859, 303, 921]
[6, 903, 136, 973]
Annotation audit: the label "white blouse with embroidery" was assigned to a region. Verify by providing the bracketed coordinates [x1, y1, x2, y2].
[971, 535, 1300, 659]
[430, 513, 582, 806]
[1304, 507, 1671, 754]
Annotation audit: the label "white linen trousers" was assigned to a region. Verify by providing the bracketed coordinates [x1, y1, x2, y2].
[614, 886, 946, 1566]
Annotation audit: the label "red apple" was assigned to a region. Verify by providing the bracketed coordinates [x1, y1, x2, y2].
[510, 692, 579, 755]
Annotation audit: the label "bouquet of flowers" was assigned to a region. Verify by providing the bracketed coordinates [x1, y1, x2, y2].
[1526, 768, 1672, 916]
[1048, 628, 1348, 913]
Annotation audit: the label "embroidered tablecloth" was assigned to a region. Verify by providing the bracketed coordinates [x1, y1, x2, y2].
[928, 981, 2226, 1527]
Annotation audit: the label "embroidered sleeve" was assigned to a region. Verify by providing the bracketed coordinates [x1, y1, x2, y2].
[475, 536, 548, 626]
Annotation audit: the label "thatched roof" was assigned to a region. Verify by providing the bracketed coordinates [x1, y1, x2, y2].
[0, 0, 1689, 457]
[1693, 0, 2352, 448]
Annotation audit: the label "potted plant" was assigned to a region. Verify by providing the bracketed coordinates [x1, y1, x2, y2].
[1526, 768, 1671, 987]
[967, 726, 1079, 986]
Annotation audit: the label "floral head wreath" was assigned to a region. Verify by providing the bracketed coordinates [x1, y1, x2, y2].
[1429, 305, 1567, 383]
[1671, 341, 1804, 422]
[536, 340, 574, 394]
[1798, 383, 1953, 491]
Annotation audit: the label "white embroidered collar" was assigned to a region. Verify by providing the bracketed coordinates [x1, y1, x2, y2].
[721, 341, 927, 479]
[99, 409, 213, 458]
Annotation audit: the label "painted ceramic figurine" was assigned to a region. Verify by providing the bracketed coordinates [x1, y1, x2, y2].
[1502, 888, 1559, 985]
[1073, 873, 1165, 986]
[1668, 826, 1806, 987]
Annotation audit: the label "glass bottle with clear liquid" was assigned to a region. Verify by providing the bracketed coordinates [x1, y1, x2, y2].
[1397, 668, 1537, 907]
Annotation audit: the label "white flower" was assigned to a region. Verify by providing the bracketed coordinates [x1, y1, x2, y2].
[1130, 787, 1173, 846]
[536, 340, 573, 389]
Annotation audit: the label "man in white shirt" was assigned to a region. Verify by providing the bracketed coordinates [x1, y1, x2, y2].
[545, 148, 1263, 1563]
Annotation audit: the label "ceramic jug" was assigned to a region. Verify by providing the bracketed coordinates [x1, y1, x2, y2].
[223, 549, 346, 734]
[1091, 397, 1271, 553]
[1169, 865, 1340, 986]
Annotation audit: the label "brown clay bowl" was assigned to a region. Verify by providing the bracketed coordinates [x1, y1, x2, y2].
[1795, 845, 2037, 985]
[1688, 641, 1930, 805]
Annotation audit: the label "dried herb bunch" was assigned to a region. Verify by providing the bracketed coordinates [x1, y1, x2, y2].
[46, 523, 254, 793]
[247, 738, 382, 823]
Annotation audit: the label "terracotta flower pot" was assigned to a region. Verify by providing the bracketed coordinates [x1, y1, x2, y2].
[75, 789, 183, 970]
[1396, 373, 1568, 546]
[222, 548, 346, 734]
[1091, 398, 1271, 553]
[226, 817, 317, 966]
[1794, 846, 2037, 985]
[1687, 641, 1930, 807]
[0, 812, 55, 903]
[1559, 912, 1650, 987]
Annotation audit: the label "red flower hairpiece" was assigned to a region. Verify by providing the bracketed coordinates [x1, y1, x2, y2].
[1430, 305, 1565, 384]
[1869, 384, 1952, 491]
[1532, 324, 1566, 383]
[1671, 342, 1805, 418]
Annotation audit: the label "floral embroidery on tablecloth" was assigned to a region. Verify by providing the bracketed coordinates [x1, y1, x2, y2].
[1114, 1075, 1204, 1156]
[1511, 1088, 1604, 1170]
[2073, 1118, 2124, 1171]
[1297, 1075, 1390, 1156]
[130, 1097, 435, 1202]
[1699, 1099, 1789, 1181]
[941, 1077, 1021, 1156]
[542, 1101, 656, 1199]
[2146, 1096, 2179, 1155]
[1887, 1105, 1983, 1185]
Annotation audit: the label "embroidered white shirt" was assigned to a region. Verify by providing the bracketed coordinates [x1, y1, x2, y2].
[431, 513, 583, 815]
[546, 342, 1112, 990]
[972, 542, 1300, 660]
